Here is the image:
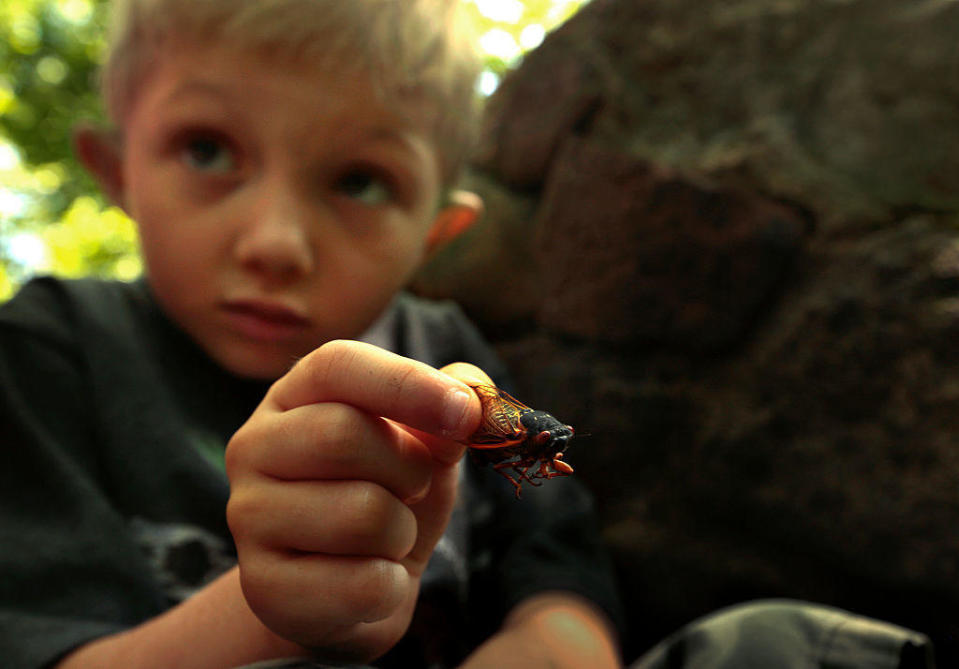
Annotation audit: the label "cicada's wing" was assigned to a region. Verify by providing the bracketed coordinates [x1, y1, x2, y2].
[463, 384, 529, 448]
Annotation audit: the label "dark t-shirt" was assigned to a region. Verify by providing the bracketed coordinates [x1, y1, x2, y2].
[0, 277, 620, 669]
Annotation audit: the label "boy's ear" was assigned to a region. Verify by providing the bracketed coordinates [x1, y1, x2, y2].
[425, 190, 484, 256]
[73, 123, 126, 208]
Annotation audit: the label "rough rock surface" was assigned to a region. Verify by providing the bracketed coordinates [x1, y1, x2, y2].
[412, 0, 959, 663]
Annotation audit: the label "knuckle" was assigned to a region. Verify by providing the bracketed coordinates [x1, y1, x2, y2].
[224, 428, 253, 480]
[348, 559, 407, 623]
[320, 402, 366, 447]
[318, 338, 353, 357]
[310, 338, 355, 378]
[331, 482, 417, 560]
[225, 488, 263, 542]
[354, 479, 392, 514]
[224, 414, 278, 480]
[383, 364, 417, 411]
[314, 404, 373, 469]
[342, 482, 394, 536]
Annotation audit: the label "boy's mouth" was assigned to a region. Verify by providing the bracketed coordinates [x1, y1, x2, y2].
[220, 299, 312, 341]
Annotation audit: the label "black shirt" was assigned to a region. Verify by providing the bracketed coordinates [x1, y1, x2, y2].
[0, 277, 621, 668]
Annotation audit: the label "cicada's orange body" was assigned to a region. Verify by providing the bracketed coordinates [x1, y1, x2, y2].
[461, 384, 574, 498]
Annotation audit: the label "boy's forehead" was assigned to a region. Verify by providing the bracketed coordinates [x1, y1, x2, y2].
[139, 40, 437, 132]
[126, 41, 443, 180]
[145, 41, 362, 102]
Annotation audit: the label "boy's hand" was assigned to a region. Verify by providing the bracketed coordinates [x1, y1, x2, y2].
[225, 340, 486, 664]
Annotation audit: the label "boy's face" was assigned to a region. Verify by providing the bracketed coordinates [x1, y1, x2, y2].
[80, 42, 474, 380]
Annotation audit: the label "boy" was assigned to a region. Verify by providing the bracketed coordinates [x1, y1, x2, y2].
[0, 1, 621, 667]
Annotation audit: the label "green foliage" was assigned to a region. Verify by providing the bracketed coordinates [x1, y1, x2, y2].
[0, 0, 587, 301]
[0, 0, 113, 297]
[464, 0, 586, 82]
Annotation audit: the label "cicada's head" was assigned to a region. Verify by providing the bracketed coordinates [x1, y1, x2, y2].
[520, 410, 575, 455]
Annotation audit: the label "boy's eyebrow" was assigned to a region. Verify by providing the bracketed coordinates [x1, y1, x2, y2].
[365, 127, 430, 156]
[160, 81, 419, 148]
[156, 79, 436, 173]
[161, 80, 230, 105]
[361, 127, 440, 182]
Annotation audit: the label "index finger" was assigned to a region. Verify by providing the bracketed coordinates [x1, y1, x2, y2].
[266, 340, 482, 442]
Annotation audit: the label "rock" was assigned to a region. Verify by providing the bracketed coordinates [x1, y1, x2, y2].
[412, 0, 959, 664]
[534, 137, 805, 348]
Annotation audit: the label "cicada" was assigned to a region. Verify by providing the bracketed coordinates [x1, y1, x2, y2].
[461, 384, 575, 498]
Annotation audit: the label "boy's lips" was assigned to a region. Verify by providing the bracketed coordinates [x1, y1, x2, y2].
[220, 298, 312, 341]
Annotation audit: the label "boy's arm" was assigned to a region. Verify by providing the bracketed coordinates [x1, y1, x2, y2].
[60, 340, 486, 668]
[458, 592, 621, 669]
[56, 568, 305, 668]
[57, 574, 621, 669]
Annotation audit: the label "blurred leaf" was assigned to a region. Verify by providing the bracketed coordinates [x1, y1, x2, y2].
[40, 195, 141, 278]
[0, 262, 11, 300]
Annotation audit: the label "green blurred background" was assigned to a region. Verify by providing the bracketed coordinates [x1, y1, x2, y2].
[0, 0, 587, 300]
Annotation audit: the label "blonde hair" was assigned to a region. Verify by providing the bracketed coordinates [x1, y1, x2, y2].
[102, 0, 482, 186]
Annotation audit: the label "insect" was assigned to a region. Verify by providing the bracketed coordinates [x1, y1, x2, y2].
[461, 384, 575, 498]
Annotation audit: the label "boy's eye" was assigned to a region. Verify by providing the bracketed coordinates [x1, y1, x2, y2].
[334, 168, 395, 207]
[181, 136, 236, 173]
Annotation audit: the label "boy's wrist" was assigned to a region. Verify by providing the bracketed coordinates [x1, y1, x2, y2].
[57, 567, 309, 669]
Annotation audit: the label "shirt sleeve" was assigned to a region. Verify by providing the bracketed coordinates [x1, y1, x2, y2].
[0, 286, 165, 669]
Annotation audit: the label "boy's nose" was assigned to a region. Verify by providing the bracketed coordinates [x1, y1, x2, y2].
[234, 193, 314, 282]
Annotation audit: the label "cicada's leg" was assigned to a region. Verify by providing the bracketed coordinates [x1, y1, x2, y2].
[527, 455, 574, 483]
[532, 460, 553, 479]
[492, 460, 525, 498]
[518, 460, 552, 483]
[516, 459, 545, 487]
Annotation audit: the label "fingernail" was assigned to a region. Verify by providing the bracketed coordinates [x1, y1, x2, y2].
[441, 387, 472, 438]
[404, 483, 430, 506]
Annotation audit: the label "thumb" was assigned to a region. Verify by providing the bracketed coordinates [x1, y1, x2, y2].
[401, 364, 494, 570]
[439, 362, 494, 388]
[425, 363, 493, 465]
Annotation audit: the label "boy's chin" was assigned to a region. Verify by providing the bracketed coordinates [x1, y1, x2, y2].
[208, 341, 307, 381]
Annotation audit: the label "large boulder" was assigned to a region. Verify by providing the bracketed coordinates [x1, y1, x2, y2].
[413, 0, 959, 663]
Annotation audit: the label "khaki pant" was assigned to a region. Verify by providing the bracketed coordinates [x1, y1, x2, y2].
[632, 599, 934, 669]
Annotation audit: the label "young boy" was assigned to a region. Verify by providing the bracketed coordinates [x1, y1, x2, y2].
[0, 1, 621, 667]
